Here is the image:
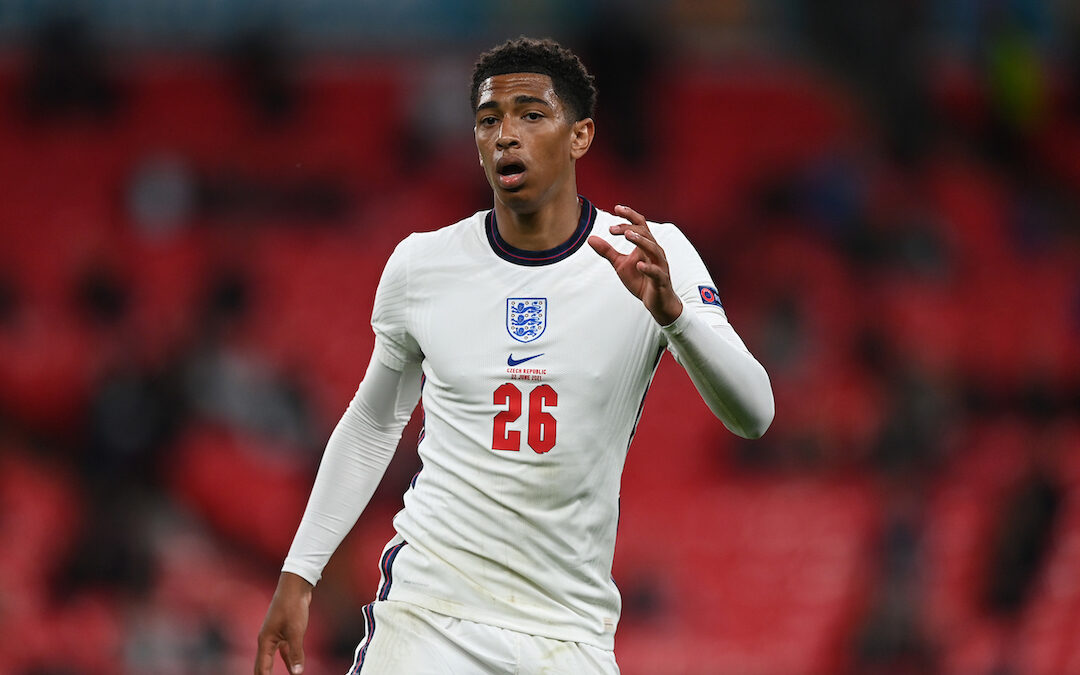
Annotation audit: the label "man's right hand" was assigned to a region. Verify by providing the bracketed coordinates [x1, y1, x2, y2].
[255, 572, 314, 675]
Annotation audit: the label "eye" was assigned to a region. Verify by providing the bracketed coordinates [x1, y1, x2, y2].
[478, 115, 498, 127]
[524, 111, 544, 121]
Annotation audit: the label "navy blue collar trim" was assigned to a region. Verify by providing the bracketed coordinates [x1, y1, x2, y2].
[486, 196, 597, 267]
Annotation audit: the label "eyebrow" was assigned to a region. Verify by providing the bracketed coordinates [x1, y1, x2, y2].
[476, 94, 554, 114]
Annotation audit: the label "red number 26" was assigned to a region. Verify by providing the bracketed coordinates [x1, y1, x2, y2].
[492, 383, 557, 453]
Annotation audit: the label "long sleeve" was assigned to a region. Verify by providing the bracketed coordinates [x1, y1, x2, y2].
[281, 352, 421, 585]
[645, 221, 773, 439]
[662, 306, 774, 439]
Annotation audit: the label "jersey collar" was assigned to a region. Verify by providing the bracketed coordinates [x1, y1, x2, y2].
[485, 196, 597, 267]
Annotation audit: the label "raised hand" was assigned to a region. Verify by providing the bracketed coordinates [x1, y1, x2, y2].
[588, 204, 683, 326]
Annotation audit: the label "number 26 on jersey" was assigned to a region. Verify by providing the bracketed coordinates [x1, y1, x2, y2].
[492, 383, 557, 453]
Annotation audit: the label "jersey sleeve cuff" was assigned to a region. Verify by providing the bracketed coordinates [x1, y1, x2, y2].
[659, 306, 696, 334]
[281, 562, 320, 587]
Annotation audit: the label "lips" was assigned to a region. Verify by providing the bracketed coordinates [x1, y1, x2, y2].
[495, 157, 526, 189]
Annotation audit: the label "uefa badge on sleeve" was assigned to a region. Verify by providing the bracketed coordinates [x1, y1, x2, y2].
[507, 298, 547, 343]
[698, 285, 723, 308]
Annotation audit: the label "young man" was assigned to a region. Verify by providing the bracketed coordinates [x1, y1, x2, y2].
[255, 37, 773, 674]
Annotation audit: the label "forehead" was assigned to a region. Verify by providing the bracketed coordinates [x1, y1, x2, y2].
[475, 72, 561, 109]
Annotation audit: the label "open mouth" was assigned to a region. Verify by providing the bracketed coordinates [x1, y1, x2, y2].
[496, 162, 526, 189]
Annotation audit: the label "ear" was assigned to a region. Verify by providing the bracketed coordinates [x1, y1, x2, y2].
[569, 118, 594, 160]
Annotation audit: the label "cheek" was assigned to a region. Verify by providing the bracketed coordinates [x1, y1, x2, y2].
[537, 133, 568, 159]
[476, 143, 493, 168]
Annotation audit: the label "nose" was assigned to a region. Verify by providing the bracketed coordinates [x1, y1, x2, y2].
[496, 119, 520, 150]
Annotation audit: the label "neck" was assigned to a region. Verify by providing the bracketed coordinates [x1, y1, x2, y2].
[492, 187, 582, 251]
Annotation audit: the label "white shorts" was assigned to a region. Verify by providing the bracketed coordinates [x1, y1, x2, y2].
[346, 599, 620, 675]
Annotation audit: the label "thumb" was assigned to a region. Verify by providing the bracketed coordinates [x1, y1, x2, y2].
[587, 235, 619, 265]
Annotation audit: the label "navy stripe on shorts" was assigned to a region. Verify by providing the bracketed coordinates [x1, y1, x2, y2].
[347, 540, 407, 673]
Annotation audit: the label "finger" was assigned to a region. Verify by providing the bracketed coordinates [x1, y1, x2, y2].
[588, 235, 621, 266]
[255, 637, 278, 675]
[636, 259, 670, 282]
[615, 209, 659, 250]
[287, 630, 306, 675]
[608, 205, 649, 238]
[625, 229, 666, 263]
[613, 204, 647, 230]
[609, 224, 656, 248]
[279, 639, 305, 675]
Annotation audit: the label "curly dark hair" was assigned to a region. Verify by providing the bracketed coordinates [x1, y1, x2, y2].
[470, 36, 597, 122]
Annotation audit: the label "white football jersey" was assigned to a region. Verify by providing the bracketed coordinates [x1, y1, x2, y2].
[367, 197, 735, 650]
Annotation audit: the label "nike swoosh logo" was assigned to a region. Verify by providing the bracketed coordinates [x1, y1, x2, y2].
[507, 353, 544, 367]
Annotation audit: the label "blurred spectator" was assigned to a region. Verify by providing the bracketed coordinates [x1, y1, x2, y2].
[976, 442, 1064, 675]
[126, 155, 351, 231]
[53, 486, 155, 601]
[72, 263, 131, 330]
[226, 27, 301, 126]
[82, 358, 181, 488]
[850, 483, 939, 674]
[400, 55, 477, 184]
[616, 570, 668, 626]
[871, 364, 953, 476]
[53, 263, 164, 609]
[759, 291, 806, 372]
[126, 155, 198, 241]
[17, 13, 123, 122]
[179, 268, 316, 450]
[851, 584, 939, 675]
[882, 208, 952, 281]
[196, 168, 351, 225]
[124, 604, 228, 675]
[70, 261, 182, 484]
[800, 0, 936, 166]
[796, 151, 871, 252]
[982, 456, 1062, 617]
[580, 6, 661, 165]
[976, 0, 1051, 168]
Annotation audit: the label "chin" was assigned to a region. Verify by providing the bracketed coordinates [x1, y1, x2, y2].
[496, 190, 539, 213]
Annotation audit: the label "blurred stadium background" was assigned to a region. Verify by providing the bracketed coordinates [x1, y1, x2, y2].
[1, 1, 1079, 673]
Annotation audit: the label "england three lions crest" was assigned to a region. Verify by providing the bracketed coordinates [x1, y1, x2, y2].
[507, 298, 547, 343]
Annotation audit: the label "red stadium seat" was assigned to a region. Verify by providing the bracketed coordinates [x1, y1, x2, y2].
[168, 424, 312, 561]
